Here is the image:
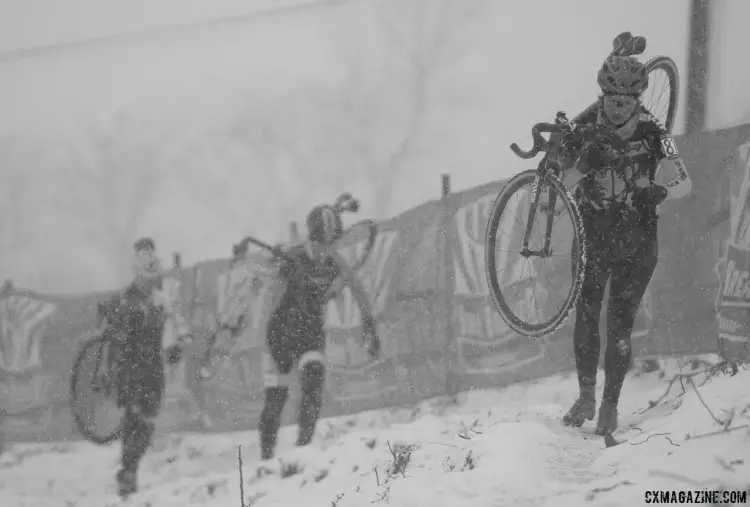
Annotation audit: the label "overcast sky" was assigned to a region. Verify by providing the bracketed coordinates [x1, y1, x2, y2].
[0, 0, 748, 291]
[0, 0, 288, 51]
[0, 0, 746, 132]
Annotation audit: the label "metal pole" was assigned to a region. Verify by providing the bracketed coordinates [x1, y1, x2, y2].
[290, 221, 299, 241]
[685, 0, 711, 135]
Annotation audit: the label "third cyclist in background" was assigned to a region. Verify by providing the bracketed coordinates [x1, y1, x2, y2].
[557, 32, 692, 437]
[255, 195, 380, 461]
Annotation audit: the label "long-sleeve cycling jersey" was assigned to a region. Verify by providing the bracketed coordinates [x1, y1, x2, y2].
[562, 105, 692, 230]
[116, 284, 166, 361]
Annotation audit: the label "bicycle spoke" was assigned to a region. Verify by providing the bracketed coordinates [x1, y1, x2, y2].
[489, 173, 581, 332]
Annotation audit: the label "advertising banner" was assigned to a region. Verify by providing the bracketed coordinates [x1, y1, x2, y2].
[3, 124, 750, 442]
[716, 139, 750, 362]
[446, 181, 571, 389]
[445, 177, 653, 390]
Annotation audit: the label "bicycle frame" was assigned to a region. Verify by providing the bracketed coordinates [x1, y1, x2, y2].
[233, 221, 378, 271]
[510, 107, 633, 261]
[509, 112, 577, 260]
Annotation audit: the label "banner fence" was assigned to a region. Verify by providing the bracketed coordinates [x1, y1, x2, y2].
[2, 123, 748, 442]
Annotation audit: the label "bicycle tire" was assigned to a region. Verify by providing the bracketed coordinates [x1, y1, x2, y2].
[643, 56, 679, 133]
[344, 219, 378, 271]
[485, 169, 586, 337]
[70, 334, 123, 445]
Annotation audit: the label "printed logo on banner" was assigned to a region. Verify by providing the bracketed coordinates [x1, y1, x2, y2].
[719, 249, 750, 308]
[326, 229, 399, 329]
[714, 143, 750, 310]
[0, 294, 57, 375]
[324, 229, 401, 403]
[452, 185, 575, 331]
[453, 193, 495, 295]
[734, 185, 750, 249]
[730, 143, 750, 241]
[717, 243, 750, 343]
[326, 229, 398, 372]
[716, 140, 750, 354]
[216, 256, 279, 347]
[450, 187, 550, 374]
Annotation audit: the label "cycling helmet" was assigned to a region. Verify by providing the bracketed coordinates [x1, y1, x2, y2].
[132, 236, 162, 280]
[598, 32, 649, 95]
[598, 55, 648, 95]
[306, 205, 343, 245]
[134, 237, 156, 252]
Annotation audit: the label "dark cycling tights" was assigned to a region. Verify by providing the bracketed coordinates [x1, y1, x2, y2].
[573, 215, 658, 405]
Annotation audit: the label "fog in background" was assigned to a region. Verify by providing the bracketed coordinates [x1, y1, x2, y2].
[0, 0, 744, 294]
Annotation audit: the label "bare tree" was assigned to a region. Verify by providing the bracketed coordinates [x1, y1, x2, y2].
[208, 95, 353, 235]
[74, 113, 182, 282]
[324, 0, 491, 216]
[171, 110, 298, 242]
[0, 134, 52, 278]
[0, 133, 114, 291]
[0, 135, 32, 258]
[178, 0, 491, 237]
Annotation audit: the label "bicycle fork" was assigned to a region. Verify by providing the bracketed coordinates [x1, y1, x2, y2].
[520, 174, 558, 259]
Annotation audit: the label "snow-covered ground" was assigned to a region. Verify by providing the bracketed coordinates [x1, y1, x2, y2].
[1, 355, 748, 507]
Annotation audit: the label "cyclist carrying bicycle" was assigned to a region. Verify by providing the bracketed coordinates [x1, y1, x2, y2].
[258, 196, 380, 461]
[557, 33, 692, 436]
[103, 237, 184, 498]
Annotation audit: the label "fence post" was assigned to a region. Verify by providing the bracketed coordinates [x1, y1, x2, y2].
[290, 221, 300, 242]
[173, 252, 181, 269]
[437, 174, 458, 399]
[685, 0, 710, 136]
[442, 174, 450, 198]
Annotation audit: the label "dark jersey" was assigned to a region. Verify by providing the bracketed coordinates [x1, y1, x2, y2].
[114, 284, 166, 362]
[274, 244, 341, 323]
[570, 106, 672, 227]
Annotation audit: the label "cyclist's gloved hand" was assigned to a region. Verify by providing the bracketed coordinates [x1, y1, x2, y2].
[578, 141, 609, 173]
[632, 185, 668, 208]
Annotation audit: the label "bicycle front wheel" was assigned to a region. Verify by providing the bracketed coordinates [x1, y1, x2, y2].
[485, 169, 586, 337]
[70, 334, 124, 445]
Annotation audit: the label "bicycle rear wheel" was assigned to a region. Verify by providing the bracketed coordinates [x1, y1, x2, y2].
[572, 55, 679, 133]
[338, 219, 378, 271]
[485, 169, 586, 337]
[70, 334, 124, 445]
[643, 56, 679, 133]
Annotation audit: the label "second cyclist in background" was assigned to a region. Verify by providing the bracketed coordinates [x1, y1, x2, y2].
[100, 238, 188, 498]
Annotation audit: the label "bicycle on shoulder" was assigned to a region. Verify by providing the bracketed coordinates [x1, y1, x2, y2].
[70, 237, 174, 447]
[199, 192, 379, 381]
[484, 45, 679, 338]
[69, 296, 126, 445]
